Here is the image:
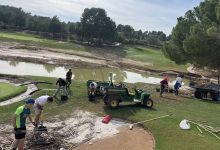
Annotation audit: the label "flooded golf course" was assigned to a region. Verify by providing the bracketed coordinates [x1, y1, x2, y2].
[0, 59, 169, 84]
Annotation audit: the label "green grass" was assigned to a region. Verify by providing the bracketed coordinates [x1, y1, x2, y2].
[0, 31, 187, 72]
[0, 32, 87, 51]
[0, 76, 219, 150]
[0, 82, 27, 102]
[125, 46, 188, 71]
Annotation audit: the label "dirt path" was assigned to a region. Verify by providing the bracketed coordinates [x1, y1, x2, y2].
[74, 127, 154, 150]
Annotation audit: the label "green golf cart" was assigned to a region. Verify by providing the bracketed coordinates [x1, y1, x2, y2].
[103, 83, 153, 109]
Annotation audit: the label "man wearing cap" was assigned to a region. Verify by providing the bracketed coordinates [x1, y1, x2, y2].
[12, 99, 35, 150]
[34, 95, 53, 126]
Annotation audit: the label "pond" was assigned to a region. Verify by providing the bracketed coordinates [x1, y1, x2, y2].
[0, 59, 176, 84]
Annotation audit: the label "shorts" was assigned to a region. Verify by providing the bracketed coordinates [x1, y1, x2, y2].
[15, 127, 26, 139]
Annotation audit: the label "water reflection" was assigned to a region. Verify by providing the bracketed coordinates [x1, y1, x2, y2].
[43, 64, 58, 73]
[0, 59, 165, 84]
[9, 61, 19, 67]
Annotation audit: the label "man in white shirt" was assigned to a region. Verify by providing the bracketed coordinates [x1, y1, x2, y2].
[89, 81, 97, 90]
[174, 74, 183, 96]
[88, 82, 98, 101]
[34, 95, 53, 126]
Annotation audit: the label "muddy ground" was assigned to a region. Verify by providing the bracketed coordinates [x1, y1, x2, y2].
[0, 42, 209, 81]
[0, 110, 154, 150]
[0, 42, 153, 70]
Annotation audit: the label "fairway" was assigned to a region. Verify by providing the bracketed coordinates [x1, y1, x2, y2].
[0, 82, 27, 102]
[125, 46, 187, 71]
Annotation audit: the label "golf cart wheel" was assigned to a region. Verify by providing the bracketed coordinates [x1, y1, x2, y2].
[143, 98, 153, 108]
[108, 99, 119, 109]
[194, 91, 203, 99]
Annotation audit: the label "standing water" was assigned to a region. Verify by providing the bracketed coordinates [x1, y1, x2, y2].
[0, 59, 171, 84]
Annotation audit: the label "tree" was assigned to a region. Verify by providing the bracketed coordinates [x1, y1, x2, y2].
[123, 25, 134, 39]
[27, 15, 50, 32]
[162, 0, 220, 73]
[81, 8, 117, 45]
[0, 5, 27, 28]
[49, 16, 61, 33]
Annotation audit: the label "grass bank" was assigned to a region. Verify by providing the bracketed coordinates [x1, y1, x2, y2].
[0, 82, 27, 102]
[0, 31, 187, 72]
[0, 75, 219, 150]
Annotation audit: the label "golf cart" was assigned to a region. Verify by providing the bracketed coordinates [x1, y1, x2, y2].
[103, 83, 153, 109]
[86, 73, 114, 101]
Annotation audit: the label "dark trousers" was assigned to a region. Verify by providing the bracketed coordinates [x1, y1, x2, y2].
[66, 79, 72, 88]
[160, 85, 165, 96]
[174, 82, 181, 96]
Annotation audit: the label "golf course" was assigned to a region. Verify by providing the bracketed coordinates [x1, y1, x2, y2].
[1, 0, 220, 149]
[0, 31, 219, 150]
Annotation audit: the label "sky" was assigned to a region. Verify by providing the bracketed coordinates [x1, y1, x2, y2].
[0, 0, 203, 35]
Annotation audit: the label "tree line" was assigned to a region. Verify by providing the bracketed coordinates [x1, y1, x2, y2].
[0, 5, 168, 46]
[162, 0, 220, 72]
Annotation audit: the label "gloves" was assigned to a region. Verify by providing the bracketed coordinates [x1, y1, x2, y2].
[32, 122, 37, 127]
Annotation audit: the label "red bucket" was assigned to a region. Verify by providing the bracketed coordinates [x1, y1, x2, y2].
[102, 115, 112, 124]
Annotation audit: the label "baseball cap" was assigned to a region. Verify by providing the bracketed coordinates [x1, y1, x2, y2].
[25, 98, 35, 104]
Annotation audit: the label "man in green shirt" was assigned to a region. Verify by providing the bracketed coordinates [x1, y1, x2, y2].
[12, 99, 35, 150]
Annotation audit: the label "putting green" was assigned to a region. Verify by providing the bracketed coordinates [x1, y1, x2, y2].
[0, 82, 27, 102]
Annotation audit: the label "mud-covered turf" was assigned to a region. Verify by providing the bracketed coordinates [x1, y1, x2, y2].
[0, 31, 187, 72]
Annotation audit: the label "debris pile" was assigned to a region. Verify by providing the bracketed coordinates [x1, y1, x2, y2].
[180, 119, 220, 140]
[0, 110, 127, 150]
[0, 125, 14, 150]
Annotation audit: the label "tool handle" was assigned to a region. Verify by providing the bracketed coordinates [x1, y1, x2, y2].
[133, 114, 171, 125]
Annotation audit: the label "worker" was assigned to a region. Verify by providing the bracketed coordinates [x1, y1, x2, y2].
[34, 95, 53, 126]
[88, 81, 97, 101]
[54, 78, 68, 98]
[12, 99, 35, 150]
[160, 76, 169, 97]
[174, 74, 183, 96]
[66, 69, 73, 88]
[109, 72, 113, 86]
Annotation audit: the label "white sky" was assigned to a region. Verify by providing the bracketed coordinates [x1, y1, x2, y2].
[0, 0, 203, 35]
